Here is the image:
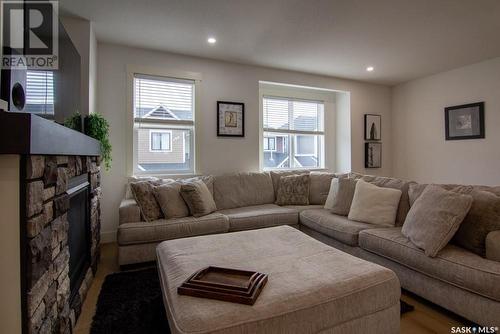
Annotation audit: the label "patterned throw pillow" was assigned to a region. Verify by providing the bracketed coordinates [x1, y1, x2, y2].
[180, 180, 217, 217]
[275, 174, 310, 206]
[130, 181, 163, 222]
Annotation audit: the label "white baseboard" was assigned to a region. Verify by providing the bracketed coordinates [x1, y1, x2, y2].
[100, 230, 117, 244]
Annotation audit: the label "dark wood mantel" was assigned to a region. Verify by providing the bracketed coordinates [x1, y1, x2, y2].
[0, 111, 101, 156]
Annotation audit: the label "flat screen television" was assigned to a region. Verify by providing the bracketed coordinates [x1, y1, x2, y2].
[1, 18, 81, 124]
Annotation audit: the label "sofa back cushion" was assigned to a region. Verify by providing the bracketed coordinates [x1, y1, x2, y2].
[213, 172, 275, 210]
[309, 172, 335, 205]
[361, 175, 414, 227]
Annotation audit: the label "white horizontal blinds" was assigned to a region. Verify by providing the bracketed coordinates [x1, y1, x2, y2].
[26, 71, 54, 114]
[134, 74, 194, 122]
[263, 96, 324, 134]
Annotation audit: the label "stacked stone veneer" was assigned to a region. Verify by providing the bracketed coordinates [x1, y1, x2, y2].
[24, 155, 101, 334]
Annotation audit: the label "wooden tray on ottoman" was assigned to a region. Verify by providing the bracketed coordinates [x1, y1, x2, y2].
[177, 266, 268, 305]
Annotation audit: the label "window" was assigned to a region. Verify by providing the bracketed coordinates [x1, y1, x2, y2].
[262, 96, 324, 169]
[150, 130, 172, 152]
[133, 74, 195, 173]
[25, 70, 54, 115]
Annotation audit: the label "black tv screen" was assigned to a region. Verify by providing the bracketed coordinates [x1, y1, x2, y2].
[1, 18, 81, 124]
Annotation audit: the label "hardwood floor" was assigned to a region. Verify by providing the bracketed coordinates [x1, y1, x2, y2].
[75, 243, 465, 334]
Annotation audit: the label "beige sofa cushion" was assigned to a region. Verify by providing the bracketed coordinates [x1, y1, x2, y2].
[309, 172, 335, 204]
[324, 177, 357, 216]
[156, 226, 400, 334]
[117, 213, 229, 245]
[409, 183, 500, 257]
[180, 180, 217, 218]
[275, 174, 310, 205]
[402, 185, 473, 257]
[130, 181, 163, 222]
[300, 209, 381, 246]
[153, 182, 190, 219]
[119, 199, 141, 224]
[348, 180, 402, 227]
[486, 231, 500, 262]
[213, 172, 274, 210]
[283, 205, 324, 212]
[218, 204, 298, 232]
[361, 175, 413, 226]
[359, 227, 500, 301]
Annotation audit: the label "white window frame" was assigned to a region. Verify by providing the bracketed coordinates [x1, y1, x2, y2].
[263, 136, 276, 152]
[261, 95, 325, 170]
[126, 65, 202, 176]
[149, 130, 172, 152]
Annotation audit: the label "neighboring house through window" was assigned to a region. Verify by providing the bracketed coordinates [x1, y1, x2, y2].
[133, 74, 195, 174]
[262, 96, 324, 169]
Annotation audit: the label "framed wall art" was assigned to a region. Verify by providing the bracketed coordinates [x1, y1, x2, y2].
[217, 101, 245, 137]
[365, 142, 382, 168]
[445, 102, 484, 140]
[364, 114, 381, 141]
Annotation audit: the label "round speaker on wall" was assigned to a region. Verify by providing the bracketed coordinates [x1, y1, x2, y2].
[11, 82, 26, 110]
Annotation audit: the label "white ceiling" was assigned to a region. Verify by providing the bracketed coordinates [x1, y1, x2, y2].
[59, 0, 500, 85]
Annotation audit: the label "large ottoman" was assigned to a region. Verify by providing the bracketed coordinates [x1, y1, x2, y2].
[156, 226, 400, 334]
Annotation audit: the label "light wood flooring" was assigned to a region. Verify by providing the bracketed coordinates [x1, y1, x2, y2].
[74, 243, 466, 334]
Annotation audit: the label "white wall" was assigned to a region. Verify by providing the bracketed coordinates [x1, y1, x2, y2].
[392, 56, 500, 185]
[97, 42, 392, 241]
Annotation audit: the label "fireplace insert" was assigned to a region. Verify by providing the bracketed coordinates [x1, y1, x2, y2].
[67, 174, 91, 304]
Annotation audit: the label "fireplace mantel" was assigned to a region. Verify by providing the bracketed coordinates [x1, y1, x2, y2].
[0, 111, 101, 156]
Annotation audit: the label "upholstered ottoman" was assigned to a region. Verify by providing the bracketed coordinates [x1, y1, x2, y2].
[156, 226, 400, 334]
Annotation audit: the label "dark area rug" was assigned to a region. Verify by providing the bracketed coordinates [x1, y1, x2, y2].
[91, 267, 414, 333]
[90, 267, 170, 334]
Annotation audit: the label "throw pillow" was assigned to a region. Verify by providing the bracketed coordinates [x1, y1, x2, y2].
[309, 172, 335, 205]
[270, 170, 310, 199]
[153, 182, 190, 219]
[402, 185, 473, 257]
[180, 180, 217, 217]
[324, 177, 357, 216]
[348, 180, 402, 226]
[452, 190, 500, 256]
[130, 181, 163, 222]
[275, 174, 310, 206]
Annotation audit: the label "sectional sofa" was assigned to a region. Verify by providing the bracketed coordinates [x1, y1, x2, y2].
[118, 171, 500, 327]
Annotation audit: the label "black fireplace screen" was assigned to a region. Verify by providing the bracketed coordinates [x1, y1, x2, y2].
[67, 174, 91, 303]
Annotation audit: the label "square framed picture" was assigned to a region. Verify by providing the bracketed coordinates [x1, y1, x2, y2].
[364, 114, 381, 141]
[365, 142, 382, 168]
[217, 101, 245, 137]
[445, 102, 485, 140]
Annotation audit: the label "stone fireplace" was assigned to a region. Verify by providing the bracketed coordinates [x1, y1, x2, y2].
[0, 112, 102, 333]
[24, 155, 102, 334]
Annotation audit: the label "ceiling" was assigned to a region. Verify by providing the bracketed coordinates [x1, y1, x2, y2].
[59, 0, 500, 85]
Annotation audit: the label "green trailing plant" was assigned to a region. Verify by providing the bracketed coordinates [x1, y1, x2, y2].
[63, 112, 83, 132]
[84, 113, 112, 171]
[64, 112, 112, 171]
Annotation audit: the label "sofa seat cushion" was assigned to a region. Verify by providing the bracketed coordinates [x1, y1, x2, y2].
[218, 204, 298, 232]
[359, 228, 500, 301]
[117, 213, 229, 246]
[283, 205, 324, 213]
[300, 209, 381, 246]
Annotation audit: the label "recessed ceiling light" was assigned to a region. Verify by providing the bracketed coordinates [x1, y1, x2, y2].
[366, 66, 374, 72]
[207, 37, 217, 44]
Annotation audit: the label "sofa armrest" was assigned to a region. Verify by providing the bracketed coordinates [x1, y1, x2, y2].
[486, 231, 500, 262]
[119, 199, 142, 224]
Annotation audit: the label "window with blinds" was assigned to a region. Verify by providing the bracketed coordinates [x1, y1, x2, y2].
[26, 70, 54, 115]
[133, 74, 195, 174]
[262, 96, 324, 169]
